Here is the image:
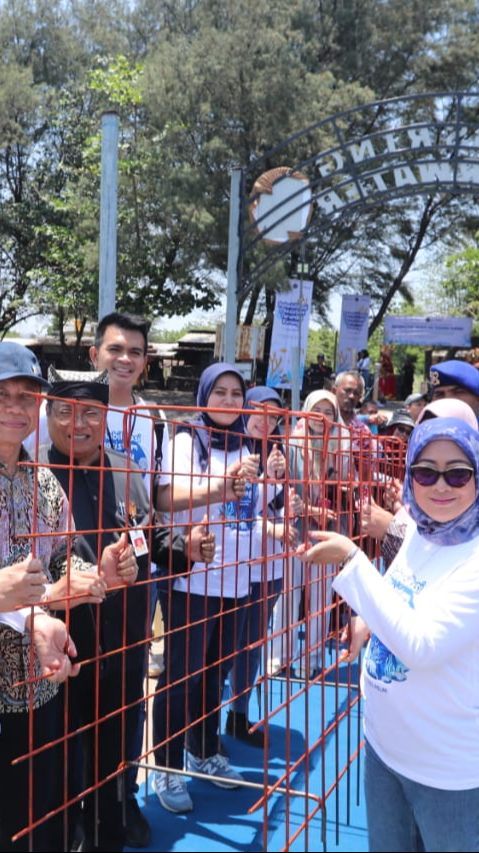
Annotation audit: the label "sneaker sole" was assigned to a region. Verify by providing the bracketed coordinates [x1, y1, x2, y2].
[204, 776, 242, 790]
[156, 791, 193, 814]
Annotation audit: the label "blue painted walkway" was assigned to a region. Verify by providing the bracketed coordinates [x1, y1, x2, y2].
[129, 662, 368, 852]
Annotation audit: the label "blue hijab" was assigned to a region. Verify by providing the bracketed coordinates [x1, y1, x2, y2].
[244, 386, 284, 511]
[402, 417, 479, 546]
[244, 386, 283, 459]
[177, 363, 246, 467]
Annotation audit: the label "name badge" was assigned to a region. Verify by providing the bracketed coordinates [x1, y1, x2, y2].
[129, 528, 149, 557]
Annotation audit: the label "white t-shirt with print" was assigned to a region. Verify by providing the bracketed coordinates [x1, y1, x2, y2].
[333, 522, 479, 790]
[169, 431, 257, 599]
[104, 398, 170, 497]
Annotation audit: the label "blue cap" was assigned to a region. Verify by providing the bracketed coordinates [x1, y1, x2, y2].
[0, 342, 49, 388]
[429, 360, 479, 397]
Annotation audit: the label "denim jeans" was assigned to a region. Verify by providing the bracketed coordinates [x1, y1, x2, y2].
[365, 740, 479, 852]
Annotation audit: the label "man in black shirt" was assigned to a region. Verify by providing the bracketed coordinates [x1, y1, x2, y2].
[43, 377, 214, 852]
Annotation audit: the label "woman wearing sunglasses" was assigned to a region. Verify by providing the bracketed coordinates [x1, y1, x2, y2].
[300, 417, 479, 852]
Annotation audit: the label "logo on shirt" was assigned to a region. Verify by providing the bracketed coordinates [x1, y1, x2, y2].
[221, 482, 258, 532]
[364, 564, 424, 685]
[365, 634, 409, 683]
[108, 429, 148, 477]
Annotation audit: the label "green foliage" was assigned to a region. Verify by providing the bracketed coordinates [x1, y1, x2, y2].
[0, 0, 478, 343]
[441, 236, 479, 330]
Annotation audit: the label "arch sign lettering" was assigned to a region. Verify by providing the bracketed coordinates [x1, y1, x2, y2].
[240, 91, 479, 291]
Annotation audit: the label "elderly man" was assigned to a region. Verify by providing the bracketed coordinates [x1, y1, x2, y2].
[429, 359, 479, 417]
[333, 370, 370, 431]
[43, 374, 213, 852]
[0, 342, 85, 853]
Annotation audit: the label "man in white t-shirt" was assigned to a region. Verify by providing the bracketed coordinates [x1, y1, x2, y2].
[89, 311, 166, 848]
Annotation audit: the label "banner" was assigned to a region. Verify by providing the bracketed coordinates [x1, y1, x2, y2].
[384, 315, 472, 347]
[266, 279, 314, 389]
[336, 295, 370, 371]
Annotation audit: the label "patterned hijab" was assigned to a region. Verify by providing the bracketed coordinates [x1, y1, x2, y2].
[244, 386, 283, 458]
[403, 417, 479, 545]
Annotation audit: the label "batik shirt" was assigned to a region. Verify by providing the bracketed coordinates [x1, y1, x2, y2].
[0, 449, 85, 713]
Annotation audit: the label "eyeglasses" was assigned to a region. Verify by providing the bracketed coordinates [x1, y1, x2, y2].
[410, 465, 475, 488]
[51, 404, 104, 425]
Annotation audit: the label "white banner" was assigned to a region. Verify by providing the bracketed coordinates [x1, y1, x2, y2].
[336, 294, 370, 371]
[266, 279, 314, 389]
[384, 315, 472, 347]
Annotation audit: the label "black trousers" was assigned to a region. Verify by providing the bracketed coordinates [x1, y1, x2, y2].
[0, 695, 64, 852]
[153, 589, 247, 769]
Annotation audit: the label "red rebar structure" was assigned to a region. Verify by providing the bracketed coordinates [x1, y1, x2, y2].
[4, 395, 406, 852]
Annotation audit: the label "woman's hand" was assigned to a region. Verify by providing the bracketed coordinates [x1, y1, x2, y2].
[339, 615, 370, 664]
[188, 515, 216, 563]
[383, 478, 403, 514]
[288, 488, 304, 518]
[266, 444, 286, 479]
[223, 454, 260, 501]
[307, 503, 337, 525]
[296, 530, 356, 565]
[26, 613, 81, 682]
[266, 520, 298, 547]
[360, 499, 393, 540]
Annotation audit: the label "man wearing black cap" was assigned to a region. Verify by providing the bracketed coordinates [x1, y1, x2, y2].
[43, 375, 214, 852]
[429, 360, 479, 417]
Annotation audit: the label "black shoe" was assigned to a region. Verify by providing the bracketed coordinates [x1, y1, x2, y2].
[124, 798, 151, 849]
[225, 711, 264, 748]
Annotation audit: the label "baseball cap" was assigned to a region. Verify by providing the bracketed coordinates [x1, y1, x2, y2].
[0, 342, 49, 388]
[404, 392, 426, 406]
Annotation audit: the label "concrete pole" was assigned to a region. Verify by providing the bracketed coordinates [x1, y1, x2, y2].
[224, 168, 242, 363]
[98, 111, 119, 319]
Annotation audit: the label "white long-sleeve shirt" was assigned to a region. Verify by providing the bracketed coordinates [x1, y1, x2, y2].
[333, 523, 479, 790]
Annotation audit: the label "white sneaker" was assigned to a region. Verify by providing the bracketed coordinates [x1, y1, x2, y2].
[266, 657, 282, 676]
[186, 752, 244, 789]
[153, 770, 193, 813]
[148, 651, 164, 678]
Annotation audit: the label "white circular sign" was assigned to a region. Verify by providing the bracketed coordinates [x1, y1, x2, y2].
[249, 167, 312, 244]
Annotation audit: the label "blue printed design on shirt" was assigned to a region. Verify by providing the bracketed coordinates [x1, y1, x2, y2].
[365, 566, 425, 685]
[365, 634, 409, 683]
[221, 482, 258, 532]
[107, 429, 148, 477]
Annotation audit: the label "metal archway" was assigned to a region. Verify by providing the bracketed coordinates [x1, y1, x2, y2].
[224, 90, 479, 362]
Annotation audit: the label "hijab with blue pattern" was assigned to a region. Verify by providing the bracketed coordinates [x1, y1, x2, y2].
[403, 417, 479, 546]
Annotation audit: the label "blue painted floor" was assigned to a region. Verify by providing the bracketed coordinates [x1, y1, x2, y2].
[129, 661, 368, 852]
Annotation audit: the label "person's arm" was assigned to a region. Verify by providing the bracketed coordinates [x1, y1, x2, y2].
[301, 530, 479, 669]
[24, 611, 80, 682]
[156, 432, 255, 511]
[333, 544, 479, 668]
[150, 518, 215, 574]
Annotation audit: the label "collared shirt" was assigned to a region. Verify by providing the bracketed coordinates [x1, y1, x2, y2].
[0, 448, 80, 713]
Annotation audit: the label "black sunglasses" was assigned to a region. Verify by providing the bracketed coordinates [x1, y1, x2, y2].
[410, 465, 475, 488]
